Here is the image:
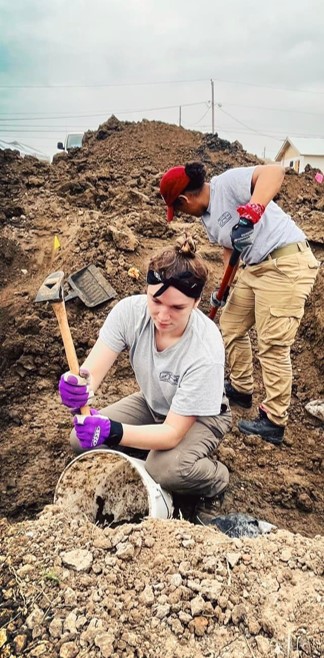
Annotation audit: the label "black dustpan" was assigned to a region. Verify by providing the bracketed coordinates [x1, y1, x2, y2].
[64, 264, 117, 308]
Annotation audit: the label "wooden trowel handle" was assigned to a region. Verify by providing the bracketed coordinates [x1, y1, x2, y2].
[52, 301, 90, 415]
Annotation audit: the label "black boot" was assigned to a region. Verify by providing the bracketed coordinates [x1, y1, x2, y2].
[225, 381, 252, 409]
[238, 409, 284, 446]
[194, 489, 227, 526]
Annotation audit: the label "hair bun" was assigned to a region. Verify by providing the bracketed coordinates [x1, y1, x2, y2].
[175, 233, 197, 258]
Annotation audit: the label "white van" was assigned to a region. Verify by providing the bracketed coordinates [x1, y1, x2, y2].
[57, 133, 84, 152]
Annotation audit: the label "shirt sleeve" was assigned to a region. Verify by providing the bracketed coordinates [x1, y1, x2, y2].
[170, 360, 225, 417]
[99, 298, 130, 353]
[220, 166, 256, 205]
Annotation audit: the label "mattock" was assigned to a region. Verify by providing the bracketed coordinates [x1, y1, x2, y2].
[35, 270, 90, 415]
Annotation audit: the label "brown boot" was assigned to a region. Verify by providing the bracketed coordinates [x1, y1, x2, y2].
[194, 488, 227, 526]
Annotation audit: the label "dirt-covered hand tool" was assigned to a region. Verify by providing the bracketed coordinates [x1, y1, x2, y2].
[209, 249, 240, 320]
[35, 270, 90, 414]
[64, 264, 117, 308]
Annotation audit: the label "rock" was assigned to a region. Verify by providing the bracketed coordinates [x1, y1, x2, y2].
[29, 643, 52, 656]
[59, 641, 79, 658]
[296, 492, 313, 512]
[107, 225, 139, 252]
[0, 629, 7, 649]
[13, 634, 28, 653]
[226, 552, 242, 568]
[49, 617, 63, 638]
[94, 631, 115, 658]
[63, 611, 78, 634]
[190, 595, 205, 616]
[60, 549, 93, 572]
[189, 616, 209, 636]
[231, 603, 247, 624]
[155, 604, 171, 619]
[280, 548, 292, 562]
[116, 542, 135, 560]
[305, 399, 324, 422]
[168, 617, 183, 635]
[26, 604, 44, 629]
[139, 585, 155, 605]
[255, 635, 271, 654]
[64, 587, 77, 605]
[169, 573, 182, 588]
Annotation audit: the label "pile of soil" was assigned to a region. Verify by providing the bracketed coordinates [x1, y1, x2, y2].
[0, 117, 323, 657]
[1, 507, 323, 658]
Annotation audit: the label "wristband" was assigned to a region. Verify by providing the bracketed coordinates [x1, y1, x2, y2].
[236, 203, 265, 224]
[104, 420, 123, 447]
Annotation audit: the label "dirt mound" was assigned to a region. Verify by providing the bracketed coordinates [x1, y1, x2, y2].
[0, 117, 323, 657]
[1, 507, 323, 658]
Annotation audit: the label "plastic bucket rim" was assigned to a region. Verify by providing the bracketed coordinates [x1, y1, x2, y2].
[54, 448, 174, 520]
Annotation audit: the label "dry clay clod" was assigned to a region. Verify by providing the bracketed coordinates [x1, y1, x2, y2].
[55, 452, 149, 527]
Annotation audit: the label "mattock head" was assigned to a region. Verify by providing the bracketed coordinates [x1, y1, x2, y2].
[35, 270, 65, 304]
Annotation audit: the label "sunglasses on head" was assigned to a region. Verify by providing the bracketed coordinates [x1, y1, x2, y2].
[147, 269, 204, 299]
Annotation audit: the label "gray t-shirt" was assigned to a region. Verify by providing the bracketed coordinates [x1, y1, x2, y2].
[99, 295, 225, 417]
[202, 166, 305, 264]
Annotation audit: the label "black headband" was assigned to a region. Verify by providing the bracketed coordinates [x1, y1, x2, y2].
[147, 269, 204, 299]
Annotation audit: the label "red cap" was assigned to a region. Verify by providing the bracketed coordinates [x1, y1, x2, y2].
[159, 166, 190, 222]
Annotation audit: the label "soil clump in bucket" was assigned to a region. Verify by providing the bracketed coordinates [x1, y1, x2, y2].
[54, 451, 149, 527]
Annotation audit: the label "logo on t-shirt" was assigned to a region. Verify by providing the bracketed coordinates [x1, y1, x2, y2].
[159, 371, 180, 385]
[218, 211, 232, 227]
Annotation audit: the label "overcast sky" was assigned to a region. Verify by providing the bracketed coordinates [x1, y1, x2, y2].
[0, 0, 323, 161]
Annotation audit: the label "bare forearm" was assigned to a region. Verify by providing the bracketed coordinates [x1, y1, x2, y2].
[119, 412, 196, 451]
[120, 422, 180, 451]
[250, 165, 285, 207]
[81, 338, 119, 391]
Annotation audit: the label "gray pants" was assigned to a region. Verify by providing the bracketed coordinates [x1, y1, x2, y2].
[70, 392, 232, 498]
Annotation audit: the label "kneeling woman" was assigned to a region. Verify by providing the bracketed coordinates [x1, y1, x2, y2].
[58, 234, 232, 524]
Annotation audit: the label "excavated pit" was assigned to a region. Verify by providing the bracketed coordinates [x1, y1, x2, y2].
[54, 451, 150, 527]
[1, 118, 323, 536]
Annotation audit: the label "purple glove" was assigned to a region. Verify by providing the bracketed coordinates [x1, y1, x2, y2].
[59, 368, 93, 410]
[73, 409, 123, 450]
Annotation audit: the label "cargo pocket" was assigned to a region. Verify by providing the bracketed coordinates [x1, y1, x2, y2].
[306, 251, 321, 267]
[268, 306, 304, 346]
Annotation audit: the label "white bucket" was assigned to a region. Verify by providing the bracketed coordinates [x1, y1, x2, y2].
[54, 449, 174, 525]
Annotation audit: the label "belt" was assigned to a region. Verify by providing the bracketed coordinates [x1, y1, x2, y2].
[269, 240, 310, 260]
[250, 240, 310, 266]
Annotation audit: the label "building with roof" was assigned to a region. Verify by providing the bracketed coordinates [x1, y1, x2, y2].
[275, 138, 324, 174]
[0, 139, 50, 162]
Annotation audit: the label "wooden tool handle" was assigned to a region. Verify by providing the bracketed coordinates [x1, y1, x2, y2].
[52, 301, 90, 415]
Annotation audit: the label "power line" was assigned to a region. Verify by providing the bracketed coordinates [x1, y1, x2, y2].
[0, 101, 208, 122]
[0, 75, 323, 95]
[192, 104, 211, 126]
[222, 103, 324, 118]
[217, 106, 282, 141]
[0, 99, 322, 123]
[0, 77, 207, 89]
[211, 76, 324, 95]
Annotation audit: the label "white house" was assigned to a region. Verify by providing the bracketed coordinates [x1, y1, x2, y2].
[275, 137, 324, 173]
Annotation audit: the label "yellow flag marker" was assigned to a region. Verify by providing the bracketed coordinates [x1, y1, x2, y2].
[53, 235, 61, 251]
[50, 235, 61, 265]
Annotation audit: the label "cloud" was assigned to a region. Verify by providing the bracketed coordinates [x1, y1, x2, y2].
[0, 0, 323, 159]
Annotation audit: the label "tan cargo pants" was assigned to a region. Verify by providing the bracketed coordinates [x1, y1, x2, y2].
[70, 391, 232, 498]
[219, 245, 320, 426]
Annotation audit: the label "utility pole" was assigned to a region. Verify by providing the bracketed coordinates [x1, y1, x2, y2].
[210, 79, 215, 134]
[179, 106, 182, 127]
